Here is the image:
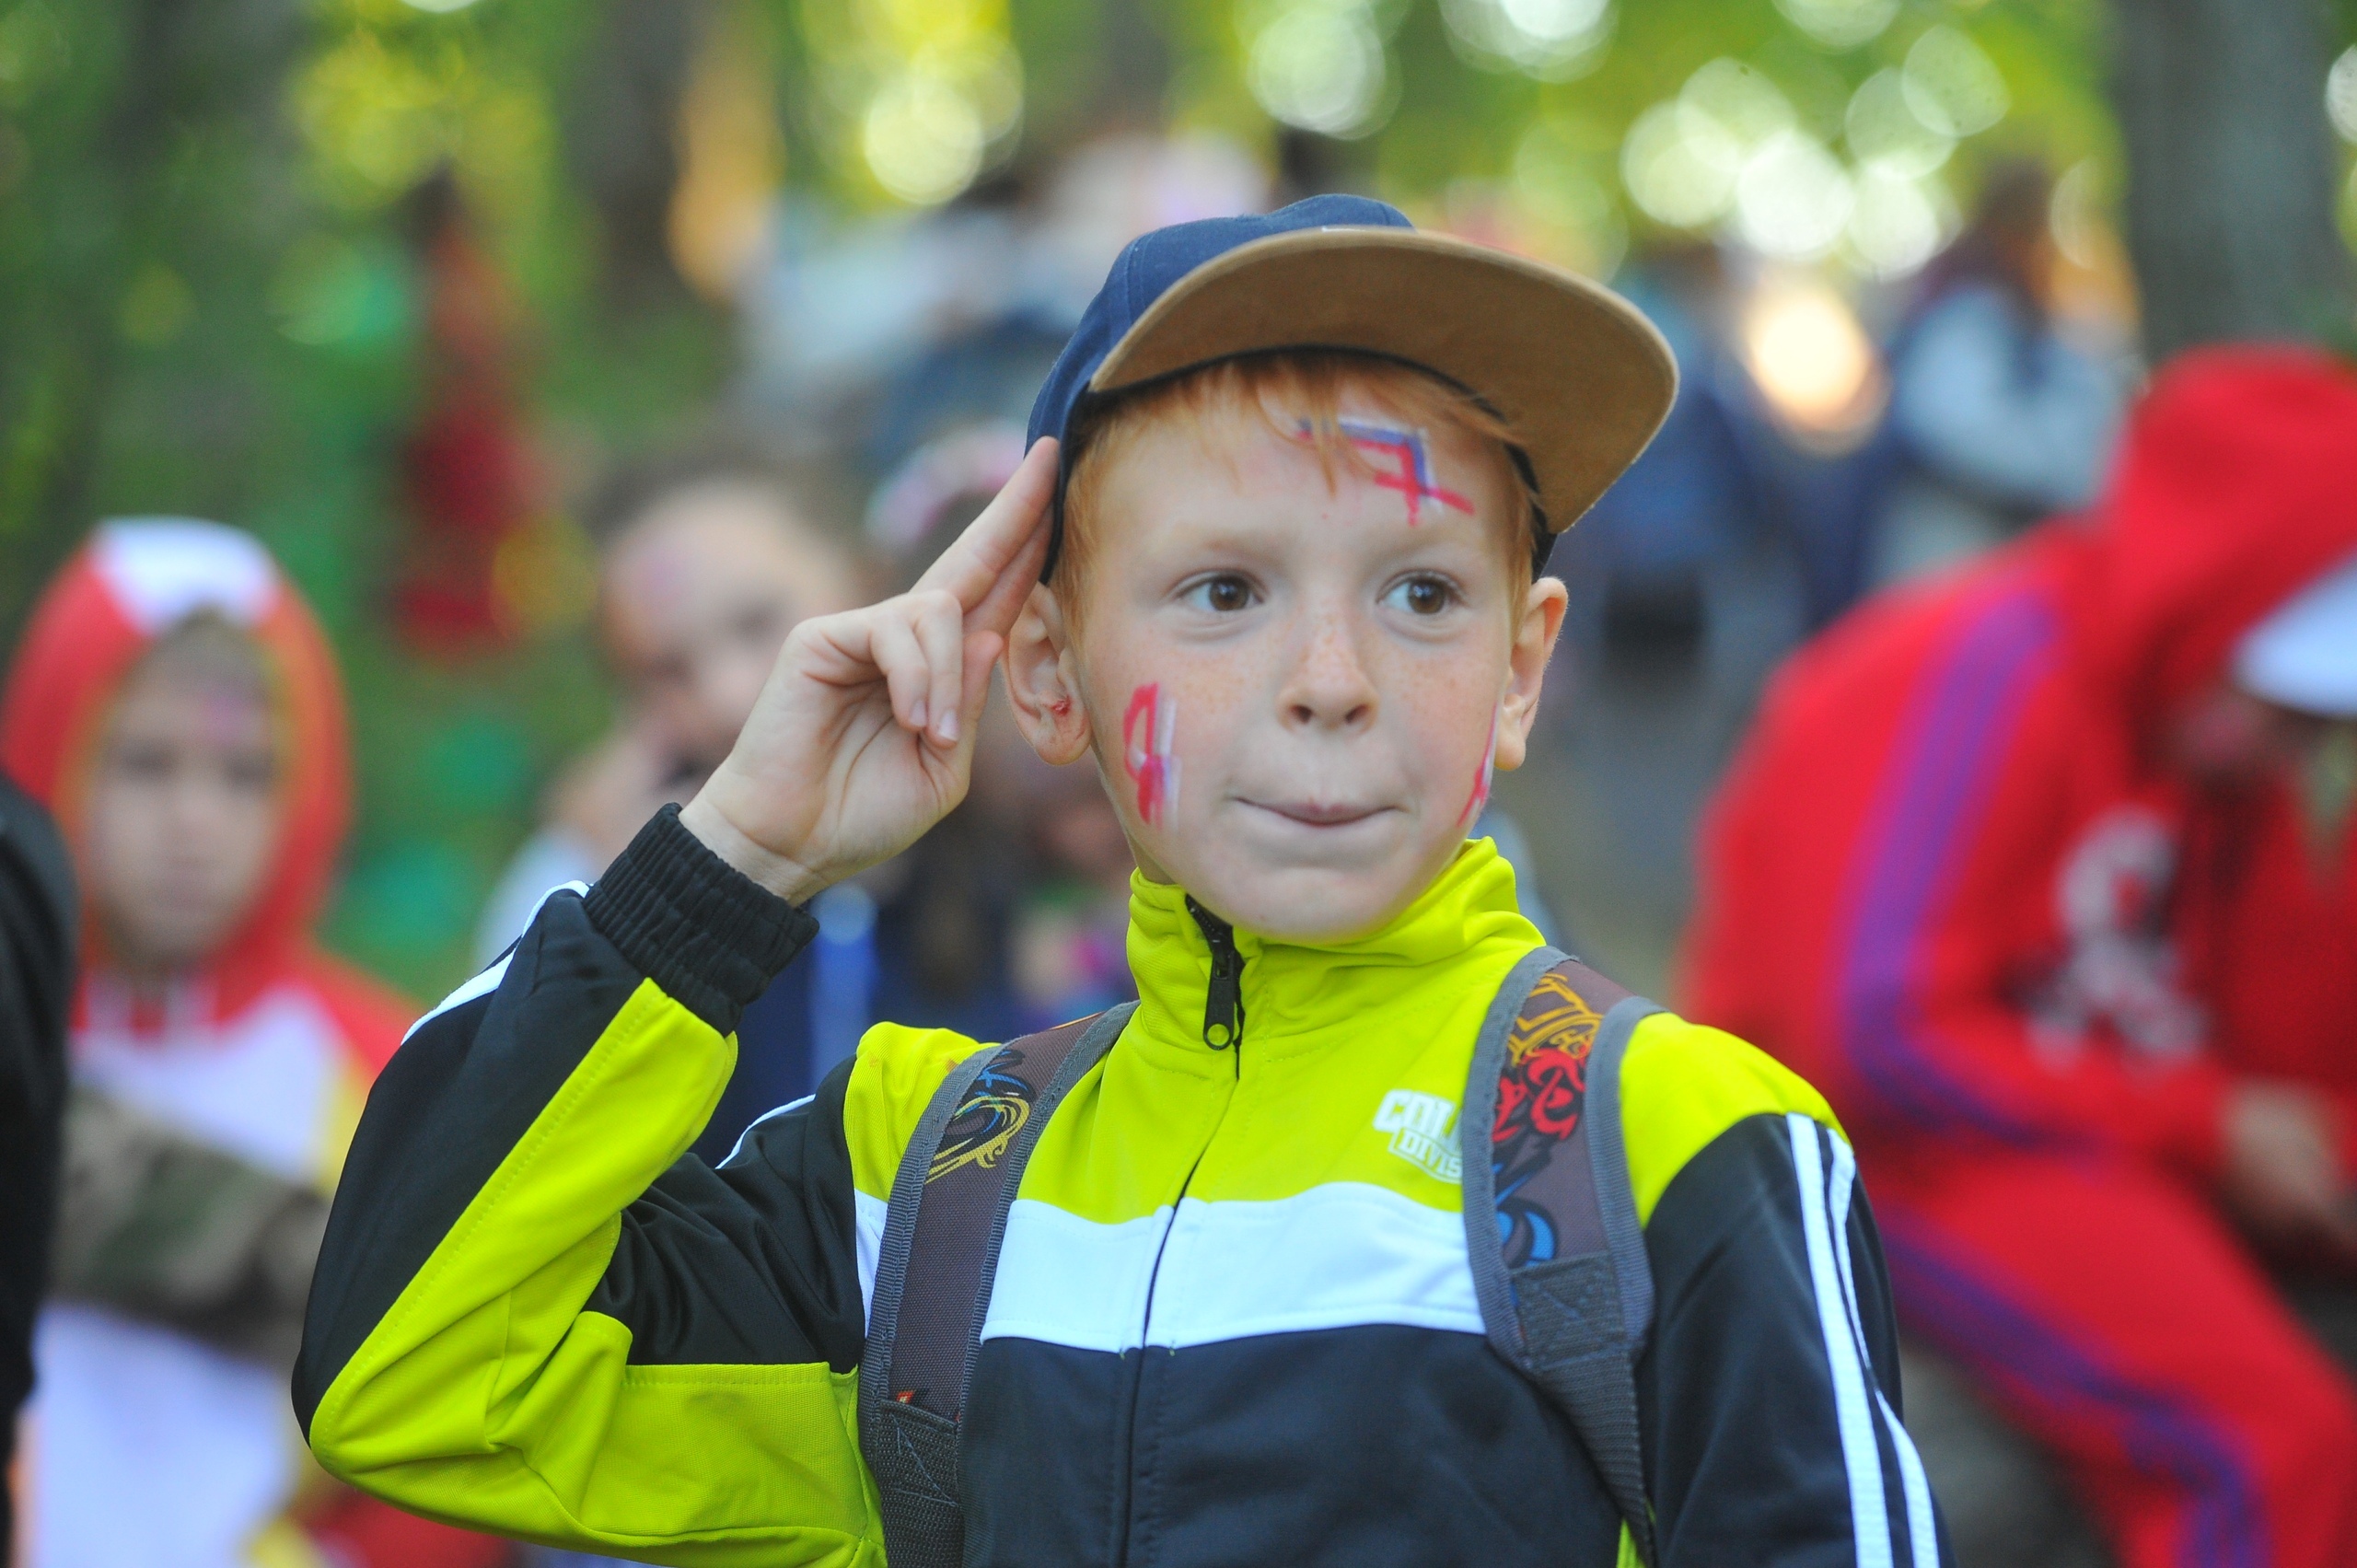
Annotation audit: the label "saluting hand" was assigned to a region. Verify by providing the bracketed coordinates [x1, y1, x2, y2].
[679, 438, 1059, 904]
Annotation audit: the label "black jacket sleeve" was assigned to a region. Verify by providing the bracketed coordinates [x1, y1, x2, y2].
[0, 778, 76, 1543]
[1639, 1111, 1953, 1567]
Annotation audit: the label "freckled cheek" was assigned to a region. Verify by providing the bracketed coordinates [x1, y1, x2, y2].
[1376, 655, 1500, 775]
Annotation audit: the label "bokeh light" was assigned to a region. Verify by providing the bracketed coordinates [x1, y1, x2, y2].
[2328, 45, 2357, 144]
[1736, 131, 1852, 261]
[1739, 276, 1887, 448]
[1902, 26, 2009, 140]
[864, 72, 986, 203]
[1845, 68, 1954, 177]
[1772, 0, 1898, 51]
[803, 0, 1024, 207]
[1440, 0, 1613, 81]
[1244, 1, 1393, 138]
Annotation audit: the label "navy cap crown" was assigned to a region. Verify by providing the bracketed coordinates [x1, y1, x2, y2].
[1024, 194, 1414, 451]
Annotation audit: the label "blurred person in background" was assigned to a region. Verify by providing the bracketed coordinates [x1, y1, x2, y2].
[0, 779, 73, 1563]
[1869, 158, 2125, 589]
[475, 446, 870, 1163]
[1561, 239, 1782, 673]
[3, 520, 507, 1568]
[1685, 349, 2357, 1567]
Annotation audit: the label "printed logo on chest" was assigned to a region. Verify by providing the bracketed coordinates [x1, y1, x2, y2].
[1374, 1088, 1462, 1183]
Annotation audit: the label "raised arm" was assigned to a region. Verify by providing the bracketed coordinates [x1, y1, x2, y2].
[296, 813, 888, 1563]
[298, 439, 1058, 1563]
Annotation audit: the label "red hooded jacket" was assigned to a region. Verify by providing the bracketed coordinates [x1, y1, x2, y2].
[3, 521, 505, 1568]
[1685, 347, 2357, 1188]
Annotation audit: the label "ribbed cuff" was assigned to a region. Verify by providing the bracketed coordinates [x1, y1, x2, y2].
[583, 805, 819, 1035]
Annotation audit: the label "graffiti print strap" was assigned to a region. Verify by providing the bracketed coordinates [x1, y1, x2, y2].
[860, 1003, 1133, 1568]
[1460, 949, 1663, 1566]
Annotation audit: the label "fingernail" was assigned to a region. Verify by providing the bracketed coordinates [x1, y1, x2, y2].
[937, 712, 959, 743]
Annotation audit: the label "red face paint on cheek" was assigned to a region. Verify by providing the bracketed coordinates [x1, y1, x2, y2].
[1459, 718, 1498, 829]
[1122, 683, 1179, 827]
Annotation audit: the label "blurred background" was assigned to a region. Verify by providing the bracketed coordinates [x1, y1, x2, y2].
[17, 5, 2357, 1566]
[12, 0, 2353, 1005]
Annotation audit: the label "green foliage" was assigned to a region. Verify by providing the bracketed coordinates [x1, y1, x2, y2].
[6, 0, 2333, 1002]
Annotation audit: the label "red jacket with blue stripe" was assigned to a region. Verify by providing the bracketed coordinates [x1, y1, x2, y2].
[1684, 346, 2357, 1188]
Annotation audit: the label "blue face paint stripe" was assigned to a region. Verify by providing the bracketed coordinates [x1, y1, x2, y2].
[1834, 584, 2063, 1145]
[1881, 1219, 2268, 1568]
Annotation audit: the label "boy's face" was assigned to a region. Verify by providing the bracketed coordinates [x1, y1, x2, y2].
[603, 485, 862, 775]
[83, 648, 282, 975]
[1010, 392, 1566, 940]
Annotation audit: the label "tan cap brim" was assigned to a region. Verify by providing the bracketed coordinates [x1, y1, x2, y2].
[1086, 226, 1678, 533]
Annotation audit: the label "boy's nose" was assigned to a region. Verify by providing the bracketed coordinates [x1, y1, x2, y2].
[1281, 612, 1378, 732]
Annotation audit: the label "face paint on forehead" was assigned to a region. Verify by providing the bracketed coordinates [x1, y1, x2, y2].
[1305, 417, 1476, 523]
[1123, 682, 1179, 828]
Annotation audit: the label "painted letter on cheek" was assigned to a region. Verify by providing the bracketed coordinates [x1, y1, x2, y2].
[1123, 683, 1179, 826]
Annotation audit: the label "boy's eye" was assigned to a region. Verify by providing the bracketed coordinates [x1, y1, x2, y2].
[1182, 574, 1259, 613]
[1384, 574, 1460, 617]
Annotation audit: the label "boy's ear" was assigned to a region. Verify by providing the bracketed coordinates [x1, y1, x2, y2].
[1004, 584, 1094, 765]
[1492, 575, 1569, 773]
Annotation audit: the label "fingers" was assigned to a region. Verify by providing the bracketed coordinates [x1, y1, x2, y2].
[911, 591, 964, 746]
[967, 498, 1055, 646]
[866, 608, 933, 738]
[914, 437, 1058, 614]
[860, 592, 970, 748]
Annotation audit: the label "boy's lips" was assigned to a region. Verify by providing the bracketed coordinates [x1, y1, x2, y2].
[1239, 797, 1393, 828]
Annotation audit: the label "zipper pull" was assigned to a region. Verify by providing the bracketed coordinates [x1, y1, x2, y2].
[1186, 897, 1246, 1051]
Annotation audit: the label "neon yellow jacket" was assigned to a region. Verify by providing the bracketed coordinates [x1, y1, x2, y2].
[297, 808, 1944, 1566]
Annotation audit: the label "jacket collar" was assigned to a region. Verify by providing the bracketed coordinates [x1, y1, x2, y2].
[1121, 838, 1542, 1070]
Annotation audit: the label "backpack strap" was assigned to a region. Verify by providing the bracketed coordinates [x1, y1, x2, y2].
[1461, 947, 1665, 1566]
[858, 1004, 1133, 1568]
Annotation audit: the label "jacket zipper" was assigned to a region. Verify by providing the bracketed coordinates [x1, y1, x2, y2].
[1187, 897, 1245, 1052]
[1110, 900, 1247, 1566]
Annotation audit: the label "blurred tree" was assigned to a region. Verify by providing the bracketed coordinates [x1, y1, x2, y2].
[2112, 0, 2351, 359]
[564, 0, 703, 308]
[0, 0, 309, 623]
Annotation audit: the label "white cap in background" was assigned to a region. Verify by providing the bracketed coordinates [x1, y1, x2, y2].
[2235, 551, 2357, 717]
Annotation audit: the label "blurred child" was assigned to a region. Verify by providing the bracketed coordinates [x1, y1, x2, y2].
[4, 519, 506, 1568]
[474, 448, 867, 1157]
[1688, 351, 2357, 1566]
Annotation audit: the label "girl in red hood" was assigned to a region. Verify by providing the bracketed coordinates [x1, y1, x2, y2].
[1687, 347, 2357, 1568]
[4, 521, 506, 1567]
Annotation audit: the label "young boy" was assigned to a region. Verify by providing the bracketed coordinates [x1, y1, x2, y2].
[5, 520, 506, 1568]
[297, 198, 1946, 1565]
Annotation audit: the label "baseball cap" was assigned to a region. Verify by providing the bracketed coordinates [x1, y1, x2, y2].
[1025, 193, 1677, 575]
[2234, 549, 2357, 717]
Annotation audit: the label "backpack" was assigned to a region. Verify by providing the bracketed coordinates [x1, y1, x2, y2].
[857, 947, 1663, 1565]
